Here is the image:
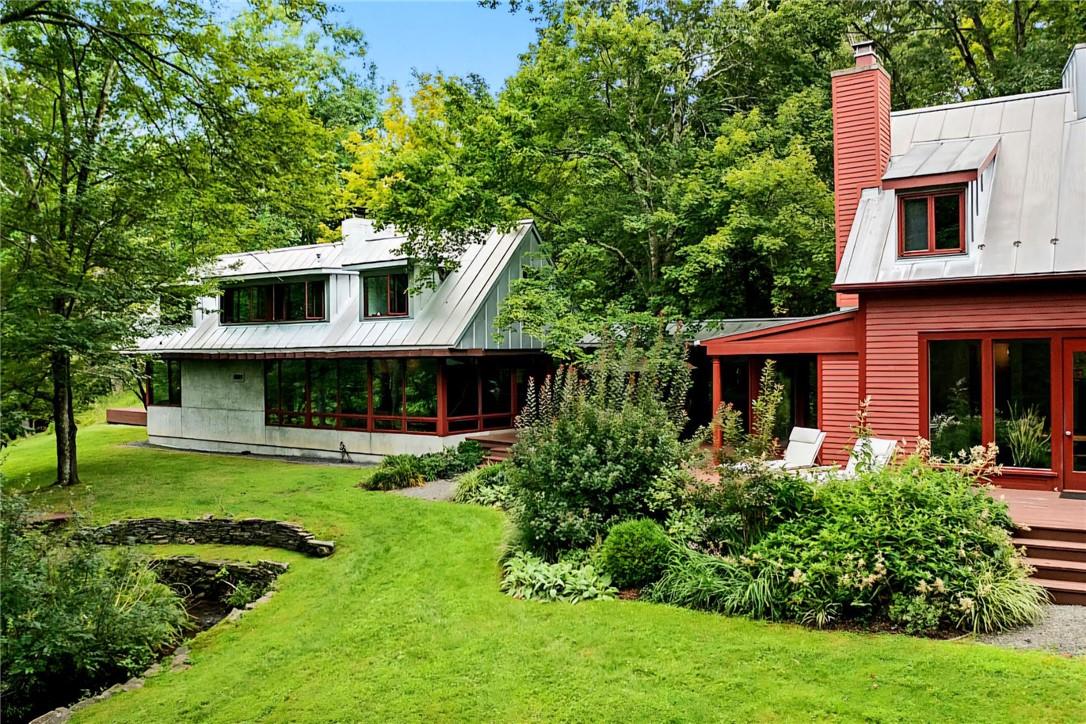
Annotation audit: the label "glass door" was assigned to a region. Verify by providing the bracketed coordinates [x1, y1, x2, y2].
[1064, 340, 1086, 491]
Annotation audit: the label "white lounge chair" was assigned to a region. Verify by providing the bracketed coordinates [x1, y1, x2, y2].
[803, 437, 898, 481]
[763, 427, 826, 471]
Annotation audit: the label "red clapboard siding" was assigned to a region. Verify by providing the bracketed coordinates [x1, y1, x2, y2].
[831, 63, 890, 309]
[819, 354, 859, 466]
[862, 288, 1086, 448]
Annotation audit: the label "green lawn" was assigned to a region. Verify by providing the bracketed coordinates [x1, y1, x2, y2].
[3, 425, 1085, 723]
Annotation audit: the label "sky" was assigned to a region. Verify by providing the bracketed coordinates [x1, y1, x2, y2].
[335, 1, 539, 95]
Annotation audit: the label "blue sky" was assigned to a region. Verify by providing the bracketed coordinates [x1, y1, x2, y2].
[335, 1, 539, 95]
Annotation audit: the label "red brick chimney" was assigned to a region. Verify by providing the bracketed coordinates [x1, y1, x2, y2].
[831, 40, 891, 308]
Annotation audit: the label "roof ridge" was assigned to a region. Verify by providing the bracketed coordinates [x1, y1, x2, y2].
[891, 88, 1068, 118]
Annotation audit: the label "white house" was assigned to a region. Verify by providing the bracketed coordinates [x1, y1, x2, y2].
[134, 219, 549, 461]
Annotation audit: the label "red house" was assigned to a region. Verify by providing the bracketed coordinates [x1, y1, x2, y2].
[702, 41, 1086, 494]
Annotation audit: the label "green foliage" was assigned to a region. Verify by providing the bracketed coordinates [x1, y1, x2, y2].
[453, 463, 510, 507]
[362, 455, 425, 491]
[500, 551, 616, 604]
[676, 463, 815, 554]
[599, 519, 671, 589]
[652, 458, 1042, 634]
[508, 333, 692, 557]
[226, 581, 259, 609]
[0, 489, 187, 721]
[361, 441, 484, 491]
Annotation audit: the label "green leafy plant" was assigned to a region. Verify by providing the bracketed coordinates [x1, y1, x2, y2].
[500, 551, 616, 604]
[508, 331, 693, 558]
[599, 519, 671, 589]
[0, 489, 187, 722]
[226, 581, 259, 609]
[362, 455, 425, 491]
[453, 463, 510, 507]
[714, 360, 784, 464]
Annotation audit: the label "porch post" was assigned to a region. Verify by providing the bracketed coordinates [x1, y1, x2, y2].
[711, 356, 722, 448]
[436, 359, 448, 436]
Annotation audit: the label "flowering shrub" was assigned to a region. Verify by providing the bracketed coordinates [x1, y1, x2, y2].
[508, 334, 692, 558]
[649, 458, 1043, 634]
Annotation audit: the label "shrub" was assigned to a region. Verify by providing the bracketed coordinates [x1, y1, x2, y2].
[685, 463, 815, 553]
[362, 455, 425, 491]
[362, 441, 485, 491]
[599, 519, 671, 589]
[1, 491, 187, 722]
[500, 551, 616, 603]
[508, 334, 693, 558]
[453, 463, 510, 507]
[649, 458, 1043, 634]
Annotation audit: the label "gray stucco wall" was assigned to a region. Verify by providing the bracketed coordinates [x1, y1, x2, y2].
[146, 359, 494, 461]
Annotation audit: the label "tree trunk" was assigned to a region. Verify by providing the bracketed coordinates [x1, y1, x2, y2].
[50, 348, 79, 486]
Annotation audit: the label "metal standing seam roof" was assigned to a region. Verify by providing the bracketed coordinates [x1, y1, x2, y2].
[136, 221, 541, 354]
[836, 88, 1086, 287]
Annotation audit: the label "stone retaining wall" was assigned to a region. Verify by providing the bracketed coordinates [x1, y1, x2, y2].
[149, 556, 287, 602]
[85, 516, 335, 557]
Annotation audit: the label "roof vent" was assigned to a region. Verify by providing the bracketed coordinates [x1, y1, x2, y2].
[1063, 43, 1086, 120]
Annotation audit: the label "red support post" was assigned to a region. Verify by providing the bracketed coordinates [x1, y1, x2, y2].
[711, 356, 722, 448]
[436, 359, 448, 436]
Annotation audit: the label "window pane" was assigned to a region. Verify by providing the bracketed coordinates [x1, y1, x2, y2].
[150, 360, 169, 405]
[1074, 352, 1086, 473]
[168, 361, 182, 405]
[933, 194, 961, 250]
[928, 340, 982, 458]
[280, 360, 307, 425]
[372, 359, 404, 416]
[364, 276, 389, 317]
[903, 198, 929, 252]
[405, 359, 438, 418]
[264, 361, 280, 422]
[339, 360, 369, 416]
[389, 273, 409, 315]
[309, 359, 338, 427]
[994, 341, 1051, 468]
[276, 282, 306, 321]
[481, 365, 512, 415]
[446, 359, 479, 417]
[307, 281, 325, 319]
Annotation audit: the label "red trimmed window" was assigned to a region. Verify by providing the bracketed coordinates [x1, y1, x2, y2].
[898, 188, 965, 256]
[363, 272, 409, 318]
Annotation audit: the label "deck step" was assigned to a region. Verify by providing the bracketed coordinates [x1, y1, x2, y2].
[1013, 525, 1086, 545]
[1014, 537, 1086, 564]
[1031, 577, 1086, 606]
[1025, 557, 1086, 584]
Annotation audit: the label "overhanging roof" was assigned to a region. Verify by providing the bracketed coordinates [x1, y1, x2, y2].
[699, 309, 859, 356]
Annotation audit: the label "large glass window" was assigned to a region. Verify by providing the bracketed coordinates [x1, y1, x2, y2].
[338, 360, 369, 429]
[309, 360, 338, 429]
[148, 359, 182, 406]
[899, 190, 964, 256]
[405, 359, 438, 432]
[372, 359, 404, 430]
[994, 340, 1051, 468]
[279, 360, 308, 426]
[928, 340, 982, 458]
[222, 279, 327, 324]
[363, 272, 409, 318]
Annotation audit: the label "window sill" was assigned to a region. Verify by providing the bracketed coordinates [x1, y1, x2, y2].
[220, 319, 327, 326]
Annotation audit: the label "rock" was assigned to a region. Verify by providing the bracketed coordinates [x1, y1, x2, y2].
[30, 707, 72, 724]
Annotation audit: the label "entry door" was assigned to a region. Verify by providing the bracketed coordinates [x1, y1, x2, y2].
[1064, 339, 1086, 491]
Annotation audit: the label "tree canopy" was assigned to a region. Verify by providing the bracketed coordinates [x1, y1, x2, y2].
[0, 0, 377, 481]
[342, 0, 1083, 357]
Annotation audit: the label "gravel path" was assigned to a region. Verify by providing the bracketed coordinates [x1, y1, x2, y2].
[391, 479, 456, 502]
[979, 605, 1086, 655]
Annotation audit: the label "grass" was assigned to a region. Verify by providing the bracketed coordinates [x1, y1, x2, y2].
[3, 425, 1085, 723]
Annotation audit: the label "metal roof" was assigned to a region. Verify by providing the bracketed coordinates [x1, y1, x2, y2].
[136, 221, 543, 354]
[882, 137, 999, 180]
[836, 87, 1086, 287]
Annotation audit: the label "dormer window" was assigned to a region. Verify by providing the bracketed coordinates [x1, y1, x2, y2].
[898, 188, 965, 256]
[221, 278, 326, 324]
[363, 272, 409, 318]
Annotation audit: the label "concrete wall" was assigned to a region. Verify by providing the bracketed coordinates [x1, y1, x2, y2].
[146, 359, 501, 461]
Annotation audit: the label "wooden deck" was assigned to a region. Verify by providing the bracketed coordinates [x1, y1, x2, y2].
[995, 488, 1086, 533]
[105, 407, 147, 426]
